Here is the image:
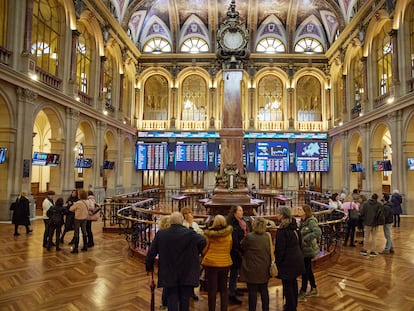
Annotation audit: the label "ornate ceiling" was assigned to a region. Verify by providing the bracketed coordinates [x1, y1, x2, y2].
[104, 0, 360, 53]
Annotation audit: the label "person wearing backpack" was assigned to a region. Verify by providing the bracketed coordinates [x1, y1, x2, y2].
[379, 193, 394, 254]
[342, 196, 360, 247]
[359, 193, 382, 257]
[46, 197, 66, 251]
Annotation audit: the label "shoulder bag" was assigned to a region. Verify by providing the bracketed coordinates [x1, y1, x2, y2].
[266, 232, 278, 277]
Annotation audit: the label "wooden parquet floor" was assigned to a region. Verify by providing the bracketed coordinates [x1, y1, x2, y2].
[1, 218, 413, 311]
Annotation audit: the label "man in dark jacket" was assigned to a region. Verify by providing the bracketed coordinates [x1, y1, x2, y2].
[359, 193, 382, 257]
[146, 212, 206, 311]
[379, 193, 394, 254]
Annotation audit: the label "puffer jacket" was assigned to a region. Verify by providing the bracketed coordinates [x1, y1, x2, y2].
[360, 198, 382, 226]
[299, 216, 322, 258]
[202, 225, 233, 268]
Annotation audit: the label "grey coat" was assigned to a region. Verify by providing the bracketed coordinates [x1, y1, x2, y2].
[240, 232, 271, 284]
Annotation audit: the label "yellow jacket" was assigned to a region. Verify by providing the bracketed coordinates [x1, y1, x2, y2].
[201, 225, 233, 267]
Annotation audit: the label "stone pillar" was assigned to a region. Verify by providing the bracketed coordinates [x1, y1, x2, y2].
[342, 75, 347, 114]
[287, 87, 294, 129]
[69, 30, 80, 83]
[99, 56, 106, 100]
[20, 0, 36, 74]
[14, 88, 37, 217]
[325, 88, 331, 129]
[170, 87, 178, 129]
[119, 73, 124, 113]
[361, 57, 368, 109]
[388, 110, 403, 192]
[48, 138, 65, 194]
[248, 86, 255, 129]
[209, 87, 217, 130]
[62, 107, 79, 197]
[360, 122, 371, 193]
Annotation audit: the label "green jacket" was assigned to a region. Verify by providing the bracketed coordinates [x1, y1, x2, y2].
[299, 216, 322, 258]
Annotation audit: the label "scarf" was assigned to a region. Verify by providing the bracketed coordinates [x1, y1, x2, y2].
[237, 217, 247, 236]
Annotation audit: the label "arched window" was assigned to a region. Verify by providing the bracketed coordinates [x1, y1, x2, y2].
[180, 38, 208, 53]
[350, 52, 363, 115]
[143, 38, 171, 53]
[143, 75, 169, 120]
[76, 23, 93, 95]
[103, 51, 114, 111]
[0, 0, 8, 48]
[31, 0, 60, 76]
[181, 75, 207, 121]
[257, 76, 283, 121]
[409, 5, 414, 79]
[296, 76, 322, 121]
[294, 38, 324, 53]
[375, 26, 392, 96]
[256, 37, 285, 53]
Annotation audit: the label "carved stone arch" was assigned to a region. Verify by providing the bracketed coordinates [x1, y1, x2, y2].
[179, 14, 210, 50]
[343, 38, 362, 76]
[76, 119, 96, 146]
[254, 67, 289, 88]
[107, 0, 129, 23]
[371, 122, 391, 149]
[138, 67, 173, 88]
[294, 15, 327, 51]
[176, 67, 210, 85]
[393, 0, 411, 29]
[105, 39, 123, 74]
[61, 0, 77, 29]
[363, 9, 392, 57]
[0, 89, 14, 128]
[140, 15, 172, 48]
[34, 104, 65, 140]
[292, 67, 327, 89]
[254, 14, 287, 49]
[79, 11, 105, 57]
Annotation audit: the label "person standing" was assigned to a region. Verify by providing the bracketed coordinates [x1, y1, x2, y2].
[227, 205, 248, 305]
[46, 197, 66, 251]
[274, 206, 305, 311]
[298, 204, 321, 301]
[390, 189, 402, 227]
[60, 189, 78, 244]
[239, 217, 271, 311]
[42, 190, 55, 247]
[359, 193, 382, 257]
[146, 212, 206, 311]
[342, 196, 360, 247]
[11, 191, 32, 236]
[86, 190, 97, 247]
[379, 193, 395, 254]
[181, 206, 204, 301]
[69, 190, 89, 253]
[201, 214, 233, 311]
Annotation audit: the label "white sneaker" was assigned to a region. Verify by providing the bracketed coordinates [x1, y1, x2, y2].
[298, 290, 307, 302]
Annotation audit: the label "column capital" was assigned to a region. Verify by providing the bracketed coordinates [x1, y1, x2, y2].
[16, 87, 37, 102]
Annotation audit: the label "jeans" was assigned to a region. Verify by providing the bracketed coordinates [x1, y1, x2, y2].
[73, 219, 87, 250]
[246, 282, 269, 311]
[86, 220, 94, 246]
[383, 223, 394, 251]
[301, 257, 316, 292]
[164, 285, 192, 311]
[363, 225, 377, 252]
[205, 266, 229, 311]
[47, 224, 62, 249]
[344, 220, 358, 246]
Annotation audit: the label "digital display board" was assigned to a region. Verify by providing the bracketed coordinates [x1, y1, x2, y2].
[255, 142, 289, 172]
[296, 141, 329, 172]
[135, 142, 168, 170]
[408, 158, 414, 170]
[0, 148, 7, 164]
[32, 152, 48, 166]
[350, 163, 363, 172]
[75, 157, 93, 168]
[175, 142, 209, 171]
[373, 160, 392, 172]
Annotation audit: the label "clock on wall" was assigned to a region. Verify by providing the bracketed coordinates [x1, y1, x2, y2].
[222, 28, 245, 51]
[216, 0, 250, 61]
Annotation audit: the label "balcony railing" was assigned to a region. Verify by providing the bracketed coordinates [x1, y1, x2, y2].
[139, 119, 169, 130]
[295, 121, 323, 131]
[178, 120, 207, 130]
[35, 67, 62, 90]
[257, 120, 285, 131]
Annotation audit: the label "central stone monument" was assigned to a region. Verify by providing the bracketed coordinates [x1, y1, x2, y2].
[205, 1, 258, 216]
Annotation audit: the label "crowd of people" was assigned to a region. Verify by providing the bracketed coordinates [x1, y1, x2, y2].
[11, 188, 100, 253]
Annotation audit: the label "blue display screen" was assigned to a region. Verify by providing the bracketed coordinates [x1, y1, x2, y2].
[135, 142, 168, 170]
[255, 142, 289, 172]
[296, 141, 329, 172]
[175, 142, 209, 171]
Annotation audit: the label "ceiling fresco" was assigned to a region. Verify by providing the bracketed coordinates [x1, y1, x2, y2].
[111, 0, 360, 52]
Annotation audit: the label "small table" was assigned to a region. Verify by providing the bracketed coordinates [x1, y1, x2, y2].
[171, 195, 189, 211]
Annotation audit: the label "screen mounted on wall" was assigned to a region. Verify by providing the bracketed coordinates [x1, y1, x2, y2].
[174, 142, 209, 171]
[32, 152, 48, 166]
[255, 141, 289, 172]
[135, 142, 168, 170]
[295, 141, 329, 172]
[103, 160, 115, 169]
[0, 148, 7, 164]
[408, 158, 414, 170]
[75, 157, 93, 168]
[373, 160, 392, 172]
